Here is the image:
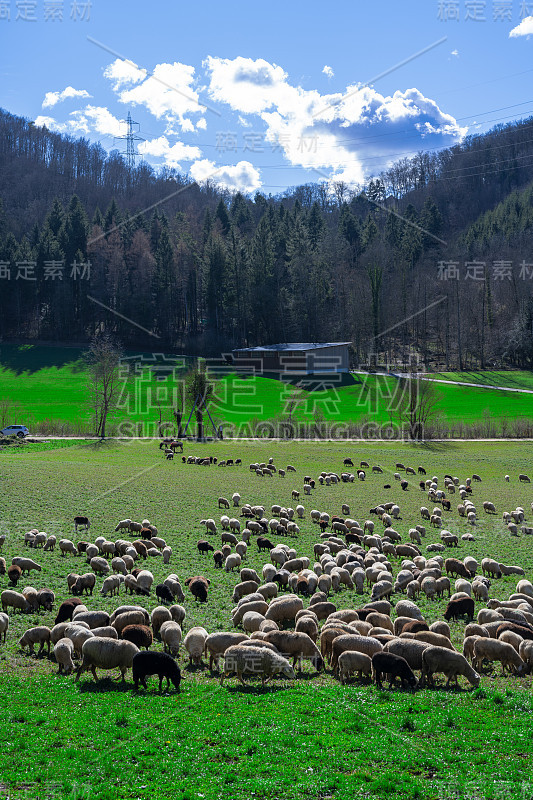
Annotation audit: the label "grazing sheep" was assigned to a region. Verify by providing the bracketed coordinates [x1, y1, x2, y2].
[232, 600, 269, 628]
[384, 639, 430, 674]
[395, 600, 424, 621]
[221, 644, 295, 686]
[338, 651, 372, 684]
[19, 625, 51, 656]
[1, 590, 30, 614]
[330, 635, 383, 672]
[159, 621, 183, 657]
[183, 626, 209, 667]
[121, 624, 153, 650]
[204, 632, 249, 671]
[372, 652, 417, 690]
[263, 631, 323, 672]
[76, 637, 139, 682]
[0, 611, 8, 643]
[101, 575, 121, 598]
[132, 651, 181, 693]
[443, 597, 475, 622]
[59, 539, 78, 557]
[54, 637, 75, 674]
[72, 574, 96, 596]
[12, 557, 41, 575]
[265, 595, 303, 626]
[473, 638, 528, 675]
[421, 646, 480, 688]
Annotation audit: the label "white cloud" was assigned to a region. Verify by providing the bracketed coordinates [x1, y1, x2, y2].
[510, 15, 533, 36]
[103, 58, 147, 89]
[138, 135, 202, 169]
[70, 106, 123, 137]
[42, 86, 92, 108]
[105, 60, 206, 131]
[196, 118, 207, 130]
[34, 106, 123, 138]
[189, 158, 261, 193]
[204, 55, 466, 185]
[451, 49, 459, 57]
[322, 65, 334, 78]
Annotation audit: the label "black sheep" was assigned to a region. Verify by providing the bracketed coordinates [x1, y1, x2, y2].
[372, 652, 418, 690]
[197, 540, 214, 555]
[443, 597, 475, 622]
[132, 651, 181, 692]
[155, 583, 174, 605]
[256, 536, 274, 552]
[54, 598, 84, 625]
[213, 550, 224, 568]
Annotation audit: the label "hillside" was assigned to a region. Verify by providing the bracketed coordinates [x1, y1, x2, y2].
[2, 344, 533, 437]
[1, 109, 533, 367]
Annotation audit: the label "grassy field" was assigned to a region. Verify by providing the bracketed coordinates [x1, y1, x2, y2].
[2, 344, 533, 435]
[1, 439, 533, 799]
[432, 370, 533, 390]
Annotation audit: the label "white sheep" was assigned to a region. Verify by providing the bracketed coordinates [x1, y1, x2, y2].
[54, 637, 75, 674]
[76, 637, 139, 681]
[19, 625, 51, 656]
[0, 611, 8, 643]
[183, 626, 209, 666]
[160, 620, 182, 656]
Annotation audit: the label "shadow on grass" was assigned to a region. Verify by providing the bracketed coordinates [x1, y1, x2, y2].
[78, 677, 133, 693]
[80, 439, 123, 451]
[223, 683, 288, 694]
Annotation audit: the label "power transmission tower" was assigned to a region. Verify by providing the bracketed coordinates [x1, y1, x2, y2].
[115, 112, 143, 168]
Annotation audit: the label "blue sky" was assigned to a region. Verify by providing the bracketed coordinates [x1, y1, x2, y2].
[1, 0, 533, 193]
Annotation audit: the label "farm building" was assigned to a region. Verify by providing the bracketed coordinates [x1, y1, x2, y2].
[230, 342, 351, 375]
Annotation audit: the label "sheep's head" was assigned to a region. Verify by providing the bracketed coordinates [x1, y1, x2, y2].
[281, 663, 295, 680]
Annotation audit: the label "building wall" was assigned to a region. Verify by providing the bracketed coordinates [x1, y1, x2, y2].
[232, 345, 349, 374]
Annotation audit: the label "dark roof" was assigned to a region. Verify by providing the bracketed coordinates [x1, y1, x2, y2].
[232, 342, 351, 354]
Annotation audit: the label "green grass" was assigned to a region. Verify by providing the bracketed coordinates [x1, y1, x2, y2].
[2, 344, 533, 434]
[1, 439, 533, 798]
[432, 370, 533, 390]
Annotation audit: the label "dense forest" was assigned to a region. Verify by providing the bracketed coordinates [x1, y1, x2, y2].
[1, 107, 533, 367]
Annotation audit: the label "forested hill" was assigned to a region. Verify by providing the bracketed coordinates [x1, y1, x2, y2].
[1, 106, 533, 368]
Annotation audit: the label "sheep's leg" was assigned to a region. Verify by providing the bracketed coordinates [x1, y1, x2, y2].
[91, 665, 98, 681]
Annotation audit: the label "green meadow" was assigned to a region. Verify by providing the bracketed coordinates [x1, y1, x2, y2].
[0, 439, 533, 798]
[1, 344, 533, 436]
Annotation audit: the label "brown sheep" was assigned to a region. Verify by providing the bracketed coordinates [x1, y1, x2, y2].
[121, 624, 153, 650]
[185, 576, 210, 603]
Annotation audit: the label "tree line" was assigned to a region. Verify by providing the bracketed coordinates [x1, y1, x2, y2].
[1, 107, 533, 367]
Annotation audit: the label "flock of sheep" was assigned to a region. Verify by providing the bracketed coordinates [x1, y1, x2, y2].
[0, 451, 532, 693]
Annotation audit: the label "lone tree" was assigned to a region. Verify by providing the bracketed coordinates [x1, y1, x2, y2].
[185, 361, 217, 440]
[86, 333, 123, 439]
[393, 374, 439, 441]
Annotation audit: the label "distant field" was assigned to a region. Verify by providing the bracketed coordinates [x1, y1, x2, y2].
[432, 370, 533, 390]
[1, 344, 533, 435]
[1, 439, 533, 799]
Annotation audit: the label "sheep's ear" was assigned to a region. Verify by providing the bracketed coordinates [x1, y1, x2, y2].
[207, 579, 211, 585]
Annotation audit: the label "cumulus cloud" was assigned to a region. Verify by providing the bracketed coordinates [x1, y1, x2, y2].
[35, 106, 123, 138]
[322, 65, 334, 78]
[105, 59, 206, 131]
[509, 15, 533, 36]
[42, 86, 92, 108]
[204, 55, 466, 184]
[138, 135, 202, 169]
[189, 158, 261, 193]
[103, 58, 147, 89]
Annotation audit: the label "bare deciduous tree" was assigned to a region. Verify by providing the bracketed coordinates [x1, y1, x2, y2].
[86, 333, 123, 439]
